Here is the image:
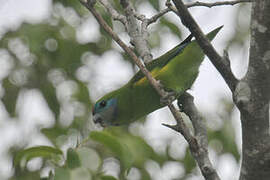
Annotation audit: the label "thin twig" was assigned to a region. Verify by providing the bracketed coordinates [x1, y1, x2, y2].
[147, 8, 171, 26]
[146, 0, 252, 26]
[99, 0, 127, 26]
[186, 0, 253, 8]
[166, 104, 195, 145]
[171, 0, 239, 92]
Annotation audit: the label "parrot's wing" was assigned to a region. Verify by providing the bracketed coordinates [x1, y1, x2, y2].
[129, 34, 193, 84]
[128, 25, 223, 85]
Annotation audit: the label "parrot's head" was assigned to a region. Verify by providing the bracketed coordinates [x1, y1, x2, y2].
[92, 97, 118, 127]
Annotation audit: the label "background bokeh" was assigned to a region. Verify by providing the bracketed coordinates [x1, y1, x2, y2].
[0, 0, 250, 179]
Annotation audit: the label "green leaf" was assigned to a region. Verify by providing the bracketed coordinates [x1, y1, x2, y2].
[73, 80, 92, 108]
[13, 146, 63, 168]
[71, 167, 92, 180]
[41, 127, 68, 146]
[149, 0, 160, 11]
[181, 149, 196, 174]
[106, 128, 166, 167]
[2, 78, 20, 117]
[90, 131, 133, 171]
[160, 18, 182, 39]
[100, 175, 118, 180]
[208, 125, 240, 161]
[95, 5, 113, 48]
[77, 147, 101, 171]
[39, 80, 60, 119]
[123, 135, 163, 167]
[10, 171, 40, 180]
[140, 169, 151, 180]
[148, 31, 161, 49]
[67, 148, 81, 169]
[55, 167, 71, 180]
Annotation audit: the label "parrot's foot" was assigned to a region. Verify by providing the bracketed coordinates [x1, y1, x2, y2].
[160, 91, 177, 106]
[177, 101, 184, 112]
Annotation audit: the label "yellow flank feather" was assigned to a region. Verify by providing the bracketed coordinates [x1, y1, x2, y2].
[134, 68, 161, 86]
[158, 64, 170, 74]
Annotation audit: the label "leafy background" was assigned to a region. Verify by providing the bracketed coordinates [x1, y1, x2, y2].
[0, 0, 250, 179]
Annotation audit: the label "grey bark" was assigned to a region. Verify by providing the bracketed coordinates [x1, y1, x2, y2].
[237, 1, 270, 179]
[177, 93, 220, 180]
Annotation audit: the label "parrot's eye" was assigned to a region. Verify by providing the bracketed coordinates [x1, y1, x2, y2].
[100, 100, 107, 108]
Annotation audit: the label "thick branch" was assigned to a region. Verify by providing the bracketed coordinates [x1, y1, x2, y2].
[164, 104, 197, 148]
[99, 0, 127, 26]
[176, 93, 221, 180]
[171, 0, 238, 92]
[120, 0, 153, 63]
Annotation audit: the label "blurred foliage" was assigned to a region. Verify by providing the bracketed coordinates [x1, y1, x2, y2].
[0, 0, 249, 180]
[13, 146, 62, 168]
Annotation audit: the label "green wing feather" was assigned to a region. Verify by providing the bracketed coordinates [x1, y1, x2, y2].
[129, 34, 193, 84]
[128, 26, 223, 85]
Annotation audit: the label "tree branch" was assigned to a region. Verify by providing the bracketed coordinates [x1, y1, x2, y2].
[171, 0, 238, 92]
[145, 0, 253, 26]
[186, 0, 253, 8]
[146, 8, 171, 26]
[99, 0, 127, 26]
[120, 0, 153, 63]
[174, 92, 221, 180]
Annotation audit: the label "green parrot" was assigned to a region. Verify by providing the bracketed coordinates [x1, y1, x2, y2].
[92, 26, 222, 127]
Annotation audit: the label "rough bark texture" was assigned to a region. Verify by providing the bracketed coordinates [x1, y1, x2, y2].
[238, 1, 270, 179]
[177, 93, 220, 180]
[120, 0, 153, 63]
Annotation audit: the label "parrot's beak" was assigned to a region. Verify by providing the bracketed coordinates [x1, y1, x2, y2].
[93, 114, 101, 123]
[92, 107, 102, 125]
[93, 114, 106, 127]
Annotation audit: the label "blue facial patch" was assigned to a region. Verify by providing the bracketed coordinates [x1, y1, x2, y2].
[93, 98, 117, 114]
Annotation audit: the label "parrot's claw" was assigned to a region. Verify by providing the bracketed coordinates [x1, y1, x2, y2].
[156, 80, 164, 89]
[177, 102, 184, 112]
[160, 91, 177, 106]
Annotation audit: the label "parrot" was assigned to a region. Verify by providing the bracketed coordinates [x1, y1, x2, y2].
[92, 26, 223, 127]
